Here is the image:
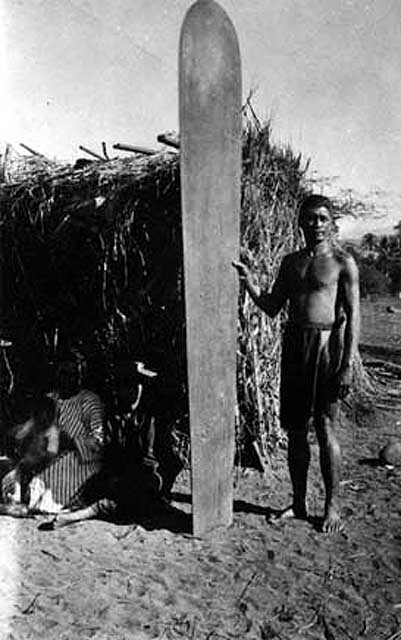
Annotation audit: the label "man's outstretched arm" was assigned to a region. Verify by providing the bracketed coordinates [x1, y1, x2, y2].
[232, 258, 289, 317]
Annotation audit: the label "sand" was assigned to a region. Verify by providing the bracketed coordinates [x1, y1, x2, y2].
[0, 403, 400, 640]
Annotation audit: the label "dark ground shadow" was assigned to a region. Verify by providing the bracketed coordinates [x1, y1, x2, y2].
[171, 493, 280, 517]
[358, 457, 381, 468]
[169, 490, 191, 505]
[170, 493, 324, 532]
[171, 492, 272, 517]
[233, 498, 269, 516]
[37, 492, 327, 534]
[137, 502, 192, 534]
[38, 500, 192, 534]
[233, 498, 322, 530]
[261, 505, 323, 532]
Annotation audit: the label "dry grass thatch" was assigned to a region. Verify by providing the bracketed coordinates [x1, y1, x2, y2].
[0, 115, 309, 461]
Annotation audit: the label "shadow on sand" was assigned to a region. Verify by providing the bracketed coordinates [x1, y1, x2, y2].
[36, 490, 326, 535]
[358, 457, 381, 468]
[168, 492, 323, 533]
[137, 501, 192, 534]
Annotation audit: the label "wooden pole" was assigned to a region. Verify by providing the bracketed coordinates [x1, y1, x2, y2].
[78, 145, 105, 161]
[157, 133, 180, 150]
[101, 141, 110, 160]
[113, 143, 157, 156]
[19, 143, 44, 157]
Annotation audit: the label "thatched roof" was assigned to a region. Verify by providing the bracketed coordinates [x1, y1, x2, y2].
[0, 120, 309, 458]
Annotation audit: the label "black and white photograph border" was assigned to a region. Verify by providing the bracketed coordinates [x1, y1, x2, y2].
[1, 2, 401, 639]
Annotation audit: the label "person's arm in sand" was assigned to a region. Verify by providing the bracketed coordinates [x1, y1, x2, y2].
[336, 256, 360, 398]
[232, 257, 289, 317]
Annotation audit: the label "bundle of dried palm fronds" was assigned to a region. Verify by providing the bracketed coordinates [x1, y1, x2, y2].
[0, 116, 309, 460]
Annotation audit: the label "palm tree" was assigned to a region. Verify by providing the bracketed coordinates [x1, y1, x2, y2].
[361, 232, 379, 254]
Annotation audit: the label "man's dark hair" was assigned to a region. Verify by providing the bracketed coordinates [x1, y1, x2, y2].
[298, 194, 334, 226]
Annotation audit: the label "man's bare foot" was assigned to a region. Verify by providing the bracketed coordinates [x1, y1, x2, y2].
[269, 504, 307, 522]
[322, 504, 343, 533]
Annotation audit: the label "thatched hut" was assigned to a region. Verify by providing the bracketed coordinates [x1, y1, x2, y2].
[0, 118, 309, 461]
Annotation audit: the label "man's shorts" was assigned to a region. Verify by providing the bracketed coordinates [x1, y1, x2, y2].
[280, 322, 344, 431]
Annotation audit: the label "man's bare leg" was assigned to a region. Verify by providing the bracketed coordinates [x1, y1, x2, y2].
[316, 415, 343, 533]
[272, 429, 309, 521]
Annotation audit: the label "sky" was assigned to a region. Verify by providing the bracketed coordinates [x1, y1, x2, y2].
[1, 0, 400, 239]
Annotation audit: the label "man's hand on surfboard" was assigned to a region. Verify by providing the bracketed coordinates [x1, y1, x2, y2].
[232, 260, 250, 281]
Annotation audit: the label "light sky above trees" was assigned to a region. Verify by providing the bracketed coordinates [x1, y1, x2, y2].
[1, 0, 400, 239]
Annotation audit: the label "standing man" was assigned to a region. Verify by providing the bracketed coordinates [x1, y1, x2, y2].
[233, 194, 360, 533]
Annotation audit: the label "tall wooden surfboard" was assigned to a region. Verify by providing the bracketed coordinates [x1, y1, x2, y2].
[179, 0, 241, 535]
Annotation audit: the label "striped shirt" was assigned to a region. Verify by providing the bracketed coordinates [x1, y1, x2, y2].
[54, 390, 104, 462]
[34, 390, 104, 508]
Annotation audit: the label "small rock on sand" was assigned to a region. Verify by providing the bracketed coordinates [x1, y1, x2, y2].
[379, 440, 401, 466]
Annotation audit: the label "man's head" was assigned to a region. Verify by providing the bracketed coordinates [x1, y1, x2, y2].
[298, 195, 335, 247]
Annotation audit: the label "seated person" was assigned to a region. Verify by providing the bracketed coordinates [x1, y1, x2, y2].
[1, 349, 104, 514]
[39, 360, 183, 529]
[1, 395, 59, 516]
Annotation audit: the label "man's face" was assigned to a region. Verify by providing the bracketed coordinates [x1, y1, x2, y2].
[300, 206, 333, 246]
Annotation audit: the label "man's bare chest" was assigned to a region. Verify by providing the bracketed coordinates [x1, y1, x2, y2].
[289, 255, 342, 294]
